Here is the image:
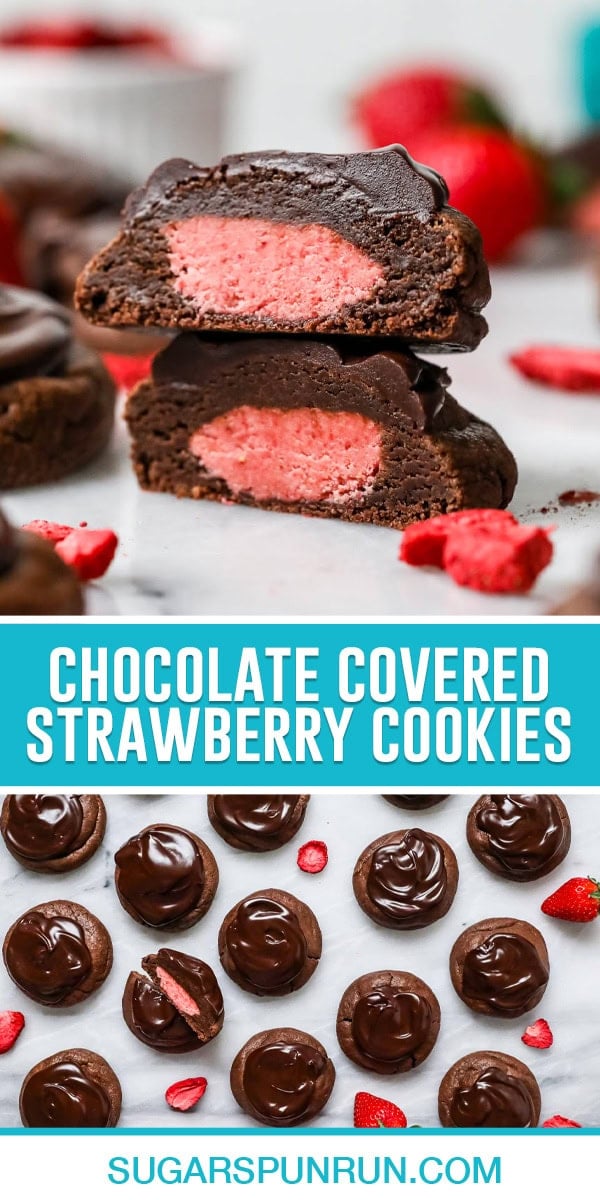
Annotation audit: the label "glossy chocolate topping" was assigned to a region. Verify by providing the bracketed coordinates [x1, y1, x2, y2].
[366, 829, 447, 923]
[114, 825, 204, 926]
[5, 912, 91, 1002]
[4, 793, 83, 860]
[449, 1067, 536, 1128]
[476, 795, 565, 875]
[0, 286, 71, 384]
[0, 510, 18, 574]
[225, 896, 307, 990]
[352, 985, 432, 1064]
[210, 794, 302, 848]
[21, 1061, 111, 1127]
[127, 975, 198, 1051]
[152, 947, 224, 1022]
[462, 933, 549, 1014]
[382, 794, 448, 808]
[243, 1041, 328, 1125]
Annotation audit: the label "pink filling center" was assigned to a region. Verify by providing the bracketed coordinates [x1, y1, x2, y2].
[165, 215, 383, 321]
[189, 405, 381, 504]
[156, 968, 199, 1017]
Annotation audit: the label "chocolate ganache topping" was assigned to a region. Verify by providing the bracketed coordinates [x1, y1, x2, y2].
[243, 1041, 327, 1125]
[366, 829, 447, 925]
[210, 795, 302, 847]
[114, 825, 204, 926]
[128, 976, 198, 1052]
[0, 286, 71, 384]
[462, 933, 549, 1015]
[5, 912, 91, 1002]
[4, 793, 83, 861]
[20, 1061, 111, 1127]
[225, 896, 307, 990]
[449, 1067, 536, 1128]
[476, 795, 565, 876]
[352, 985, 432, 1065]
[152, 948, 224, 1022]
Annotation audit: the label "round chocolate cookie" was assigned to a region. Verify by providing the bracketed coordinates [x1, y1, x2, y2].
[20, 1048, 121, 1127]
[142, 948, 224, 1045]
[450, 917, 549, 1018]
[3, 899, 112, 1006]
[207, 794, 310, 851]
[353, 828, 458, 930]
[467, 794, 571, 881]
[381, 795, 449, 810]
[231, 1027, 335, 1126]
[1, 793, 106, 872]
[438, 1051, 541, 1127]
[114, 823, 218, 930]
[0, 511, 82, 615]
[336, 970, 440, 1074]
[218, 888, 321, 996]
[122, 973, 201, 1054]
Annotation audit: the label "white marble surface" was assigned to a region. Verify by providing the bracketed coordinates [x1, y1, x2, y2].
[3, 263, 600, 617]
[0, 792, 598, 1128]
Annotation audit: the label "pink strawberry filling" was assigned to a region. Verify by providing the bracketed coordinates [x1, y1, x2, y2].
[156, 968, 200, 1017]
[164, 215, 384, 321]
[188, 405, 382, 504]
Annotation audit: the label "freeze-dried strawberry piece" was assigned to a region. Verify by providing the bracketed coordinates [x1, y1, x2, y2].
[102, 351, 155, 393]
[542, 1115, 581, 1128]
[297, 840, 328, 874]
[56, 528, 118, 582]
[522, 1018, 553, 1049]
[443, 524, 553, 594]
[23, 519, 74, 544]
[509, 345, 600, 392]
[165, 1076, 207, 1113]
[0, 1010, 25, 1053]
[400, 509, 517, 567]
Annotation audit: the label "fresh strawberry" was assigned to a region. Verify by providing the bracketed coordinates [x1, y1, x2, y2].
[102, 351, 155, 393]
[405, 126, 546, 261]
[509, 345, 600, 392]
[522, 1018, 553, 1049]
[56, 528, 118, 582]
[297, 840, 328, 874]
[0, 188, 24, 286]
[0, 1010, 25, 1053]
[353, 67, 506, 150]
[354, 1091, 407, 1128]
[165, 1077, 207, 1113]
[541, 876, 600, 923]
[542, 1115, 581, 1128]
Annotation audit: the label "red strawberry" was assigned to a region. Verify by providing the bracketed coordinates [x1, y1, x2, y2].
[0, 188, 24, 286]
[56, 528, 118, 582]
[542, 1115, 581, 1128]
[0, 1010, 25, 1053]
[541, 876, 600, 923]
[102, 351, 155, 393]
[297, 840, 328, 874]
[509, 345, 600, 392]
[353, 68, 506, 150]
[165, 1077, 207, 1113]
[400, 509, 516, 568]
[23, 519, 74, 545]
[399, 509, 552, 595]
[354, 1091, 407, 1128]
[522, 1018, 553, 1049]
[405, 126, 546, 261]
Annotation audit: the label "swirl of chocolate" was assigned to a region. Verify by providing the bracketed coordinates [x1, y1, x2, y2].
[114, 825, 204, 927]
[382, 795, 448, 809]
[126, 976, 198, 1052]
[209, 794, 304, 849]
[0, 286, 71, 384]
[4, 912, 91, 1003]
[475, 795, 565, 877]
[449, 1067, 536, 1128]
[20, 1061, 111, 1127]
[224, 896, 307, 990]
[243, 1042, 328, 1125]
[352, 985, 432, 1065]
[462, 933, 549, 1015]
[366, 829, 447, 923]
[0, 510, 18, 574]
[3, 793, 83, 861]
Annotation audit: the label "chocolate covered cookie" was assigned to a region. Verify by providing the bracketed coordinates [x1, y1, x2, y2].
[0, 507, 83, 614]
[336, 970, 440, 1074]
[19, 1048, 121, 1127]
[438, 1051, 541, 1128]
[3, 899, 112, 1006]
[123, 947, 224, 1053]
[76, 148, 490, 350]
[450, 917, 549, 1018]
[353, 828, 458, 929]
[218, 888, 321, 996]
[1, 793, 106, 872]
[114, 823, 218, 930]
[207, 794, 310, 851]
[382, 794, 449, 810]
[467, 794, 571, 881]
[230, 1028, 335, 1126]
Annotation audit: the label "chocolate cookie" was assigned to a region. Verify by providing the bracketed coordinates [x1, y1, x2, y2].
[438, 1051, 541, 1127]
[230, 1028, 335, 1126]
[336, 970, 440, 1074]
[1, 793, 106, 872]
[450, 917, 549, 1018]
[207, 794, 310, 851]
[3, 899, 112, 1006]
[467, 795, 571, 881]
[0, 286, 115, 487]
[114, 823, 218, 930]
[76, 148, 490, 350]
[353, 828, 458, 930]
[123, 947, 224, 1053]
[19, 1048, 121, 1127]
[0, 508, 83, 614]
[218, 888, 321, 996]
[381, 794, 449, 810]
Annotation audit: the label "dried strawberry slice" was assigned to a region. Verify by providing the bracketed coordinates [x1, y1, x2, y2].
[102, 351, 155, 393]
[521, 1018, 553, 1049]
[509, 345, 600, 392]
[400, 509, 517, 568]
[297, 840, 328, 874]
[55, 528, 118, 582]
[443, 524, 553, 594]
[23, 519, 74, 544]
[165, 1077, 207, 1113]
[542, 1115, 581, 1128]
[0, 1010, 25, 1054]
